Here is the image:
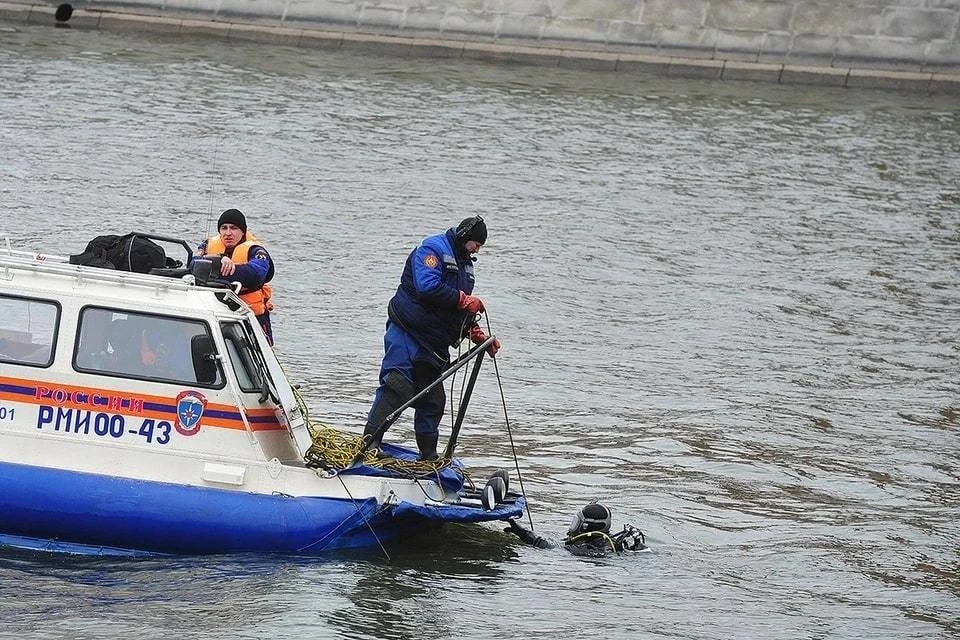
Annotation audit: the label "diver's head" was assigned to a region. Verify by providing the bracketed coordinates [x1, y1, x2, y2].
[567, 501, 612, 536]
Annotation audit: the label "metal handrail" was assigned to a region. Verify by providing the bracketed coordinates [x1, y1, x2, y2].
[345, 336, 495, 469]
[0, 254, 201, 292]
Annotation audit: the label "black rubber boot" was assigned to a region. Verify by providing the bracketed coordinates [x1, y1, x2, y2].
[361, 423, 382, 449]
[364, 371, 414, 449]
[416, 433, 439, 461]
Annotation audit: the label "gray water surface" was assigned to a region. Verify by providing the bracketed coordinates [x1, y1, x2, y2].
[1, 24, 958, 640]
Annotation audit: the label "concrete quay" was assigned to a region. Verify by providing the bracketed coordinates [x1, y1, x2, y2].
[1, 1, 958, 93]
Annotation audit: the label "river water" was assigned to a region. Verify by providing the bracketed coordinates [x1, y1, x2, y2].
[1, 22, 958, 640]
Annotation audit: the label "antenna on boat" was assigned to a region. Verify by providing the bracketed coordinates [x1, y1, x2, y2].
[205, 134, 223, 237]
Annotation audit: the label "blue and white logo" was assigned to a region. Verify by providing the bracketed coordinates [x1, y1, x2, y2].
[175, 391, 207, 436]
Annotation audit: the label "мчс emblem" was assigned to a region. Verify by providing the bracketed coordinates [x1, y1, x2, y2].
[423, 254, 439, 269]
[175, 390, 207, 436]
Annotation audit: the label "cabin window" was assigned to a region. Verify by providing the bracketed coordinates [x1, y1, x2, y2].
[74, 307, 224, 387]
[0, 295, 59, 367]
[220, 322, 261, 394]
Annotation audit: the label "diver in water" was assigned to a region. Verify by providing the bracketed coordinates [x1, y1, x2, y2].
[504, 502, 648, 555]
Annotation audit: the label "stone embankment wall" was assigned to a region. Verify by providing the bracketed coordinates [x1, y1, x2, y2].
[2, 1, 958, 92]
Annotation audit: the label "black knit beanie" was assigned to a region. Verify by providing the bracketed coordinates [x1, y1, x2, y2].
[217, 209, 247, 232]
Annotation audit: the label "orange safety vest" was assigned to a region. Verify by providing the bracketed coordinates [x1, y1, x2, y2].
[204, 232, 274, 316]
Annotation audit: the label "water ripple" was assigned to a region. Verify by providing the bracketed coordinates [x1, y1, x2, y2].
[1, 24, 958, 640]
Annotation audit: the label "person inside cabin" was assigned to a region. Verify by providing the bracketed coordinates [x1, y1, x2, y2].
[504, 502, 649, 555]
[137, 323, 196, 382]
[362, 216, 501, 461]
[196, 208, 276, 345]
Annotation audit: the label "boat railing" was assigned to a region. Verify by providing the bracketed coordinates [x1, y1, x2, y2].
[0, 250, 206, 293]
[1, 236, 70, 262]
[0, 235, 220, 293]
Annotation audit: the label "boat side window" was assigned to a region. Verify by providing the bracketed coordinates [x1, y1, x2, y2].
[74, 307, 224, 388]
[220, 322, 261, 393]
[0, 294, 59, 368]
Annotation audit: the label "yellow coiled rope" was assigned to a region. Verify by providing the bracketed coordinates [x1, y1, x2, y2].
[302, 424, 452, 476]
[293, 385, 458, 478]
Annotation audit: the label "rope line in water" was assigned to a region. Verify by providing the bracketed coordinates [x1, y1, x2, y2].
[335, 473, 391, 561]
[483, 313, 536, 532]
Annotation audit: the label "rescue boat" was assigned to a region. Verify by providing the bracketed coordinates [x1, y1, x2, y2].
[0, 234, 524, 556]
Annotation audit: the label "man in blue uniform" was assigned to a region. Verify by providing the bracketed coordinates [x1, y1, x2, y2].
[363, 216, 501, 460]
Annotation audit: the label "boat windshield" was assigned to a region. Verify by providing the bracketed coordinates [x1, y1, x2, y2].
[220, 321, 262, 394]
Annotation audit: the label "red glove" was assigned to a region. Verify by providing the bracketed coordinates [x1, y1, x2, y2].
[458, 291, 485, 314]
[469, 326, 501, 357]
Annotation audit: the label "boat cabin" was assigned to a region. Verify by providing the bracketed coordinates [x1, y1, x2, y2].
[0, 243, 311, 483]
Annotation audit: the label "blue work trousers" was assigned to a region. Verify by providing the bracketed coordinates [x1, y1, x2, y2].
[368, 321, 445, 436]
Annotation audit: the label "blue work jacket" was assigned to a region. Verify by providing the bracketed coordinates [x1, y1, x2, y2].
[387, 228, 477, 359]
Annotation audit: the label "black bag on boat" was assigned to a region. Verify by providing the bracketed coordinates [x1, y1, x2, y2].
[70, 233, 171, 273]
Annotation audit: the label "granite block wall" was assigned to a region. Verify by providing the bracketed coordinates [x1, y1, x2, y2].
[2, 1, 958, 89]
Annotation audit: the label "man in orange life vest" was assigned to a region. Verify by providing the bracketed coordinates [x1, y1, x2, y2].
[196, 209, 276, 345]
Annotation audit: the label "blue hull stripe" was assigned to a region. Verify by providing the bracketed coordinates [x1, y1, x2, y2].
[0, 462, 394, 555]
